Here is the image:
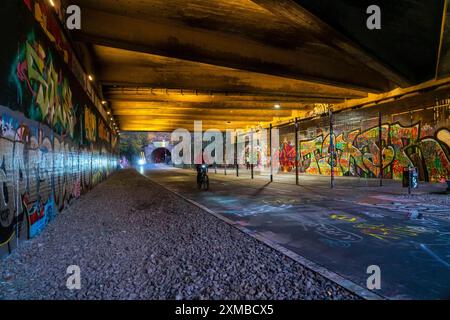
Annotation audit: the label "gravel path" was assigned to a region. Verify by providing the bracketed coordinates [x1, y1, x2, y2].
[0, 169, 358, 300]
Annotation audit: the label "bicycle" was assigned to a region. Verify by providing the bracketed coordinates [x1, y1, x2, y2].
[197, 164, 209, 191]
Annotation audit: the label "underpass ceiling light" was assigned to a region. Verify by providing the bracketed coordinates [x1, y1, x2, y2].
[107, 111, 111, 115]
[88, 75, 94, 81]
[102, 101, 107, 105]
[274, 104, 281, 109]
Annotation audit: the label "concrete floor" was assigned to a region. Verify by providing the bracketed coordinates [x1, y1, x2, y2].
[142, 164, 450, 300]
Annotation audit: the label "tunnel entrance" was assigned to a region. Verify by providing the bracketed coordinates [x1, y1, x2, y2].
[151, 148, 171, 164]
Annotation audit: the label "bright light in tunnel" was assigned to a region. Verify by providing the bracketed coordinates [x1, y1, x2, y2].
[88, 75, 94, 81]
[138, 158, 146, 166]
[49, 0, 55, 7]
[274, 104, 281, 109]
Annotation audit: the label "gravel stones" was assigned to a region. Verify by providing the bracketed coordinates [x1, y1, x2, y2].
[0, 169, 358, 300]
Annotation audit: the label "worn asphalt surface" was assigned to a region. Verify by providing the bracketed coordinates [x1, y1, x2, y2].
[143, 165, 450, 300]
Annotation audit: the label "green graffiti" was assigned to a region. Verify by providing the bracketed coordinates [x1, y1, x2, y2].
[12, 31, 77, 138]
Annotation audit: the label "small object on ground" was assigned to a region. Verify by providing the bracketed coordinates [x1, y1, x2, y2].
[407, 210, 423, 220]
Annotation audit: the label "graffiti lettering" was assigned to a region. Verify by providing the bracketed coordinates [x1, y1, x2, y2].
[353, 223, 422, 241]
[13, 34, 77, 138]
[279, 122, 449, 182]
[315, 224, 363, 242]
[84, 106, 97, 142]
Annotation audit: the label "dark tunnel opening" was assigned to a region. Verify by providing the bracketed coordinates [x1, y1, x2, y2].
[151, 147, 171, 164]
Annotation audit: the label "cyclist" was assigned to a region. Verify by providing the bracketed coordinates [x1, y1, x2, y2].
[195, 150, 205, 186]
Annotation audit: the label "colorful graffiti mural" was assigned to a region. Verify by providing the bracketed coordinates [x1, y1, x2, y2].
[98, 120, 110, 142]
[0, 107, 116, 252]
[279, 121, 449, 182]
[22, 0, 72, 65]
[84, 105, 97, 142]
[0, 2, 117, 255]
[12, 32, 77, 139]
[279, 139, 296, 172]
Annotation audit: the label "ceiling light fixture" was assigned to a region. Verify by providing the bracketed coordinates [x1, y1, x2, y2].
[274, 104, 281, 109]
[88, 75, 94, 81]
[49, 0, 55, 7]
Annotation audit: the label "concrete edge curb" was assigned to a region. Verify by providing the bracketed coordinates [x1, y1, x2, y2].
[139, 171, 384, 301]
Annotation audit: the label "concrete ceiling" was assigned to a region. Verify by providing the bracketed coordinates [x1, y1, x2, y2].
[71, 0, 447, 131]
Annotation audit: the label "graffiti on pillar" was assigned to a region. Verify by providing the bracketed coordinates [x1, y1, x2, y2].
[244, 139, 263, 168]
[279, 139, 296, 172]
[279, 121, 449, 182]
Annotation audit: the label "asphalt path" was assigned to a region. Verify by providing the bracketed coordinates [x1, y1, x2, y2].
[142, 164, 450, 299]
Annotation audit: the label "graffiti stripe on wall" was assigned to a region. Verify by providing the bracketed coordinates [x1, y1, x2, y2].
[280, 121, 450, 183]
[0, 106, 115, 249]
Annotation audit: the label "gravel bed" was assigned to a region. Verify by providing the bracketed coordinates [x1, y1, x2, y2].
[0, 169, 359, 300]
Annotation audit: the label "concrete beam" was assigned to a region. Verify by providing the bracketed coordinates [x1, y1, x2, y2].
[116, 114, 278, 121]
[104, 89, 346, 104]
[333, 77, 450, 112]
[119, 123, 265, 131]
[113, 109, 293, 118]
[437, 0, 450, 78]
[251, 0, 411, 88]
[74, 8, 392, 92]
[93, 45, 368, 99]
[109, 101, 311, 112]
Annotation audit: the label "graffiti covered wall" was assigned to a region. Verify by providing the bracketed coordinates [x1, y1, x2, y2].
[0, 1, 117, 256]
[279, 103, 450, 183]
